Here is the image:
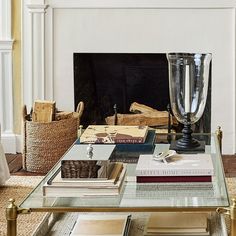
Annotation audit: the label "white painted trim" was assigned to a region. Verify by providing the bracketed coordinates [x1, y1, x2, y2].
[0, 0, 17, 153]
[0, 53, 3, 128]
[47, 0, 236, 9]
[16, 134, 22, 153]
[28, 6, 48, 13]
[234, 8, 236, 154]
[0, 0, 12, 39]
[0, 50, 15, 152]
[45, 7, 54, 100]
[0, 40, 14, 50]
[41, 12, 45, 99]
[22, 1, 48, 110]
[5, 0, 11, 38]
[1, 134, 17, 154]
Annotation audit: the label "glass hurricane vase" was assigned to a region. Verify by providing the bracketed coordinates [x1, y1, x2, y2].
[166, 53, 212, 152]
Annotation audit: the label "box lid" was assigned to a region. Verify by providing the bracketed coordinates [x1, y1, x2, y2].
[62, 144, 116, 161]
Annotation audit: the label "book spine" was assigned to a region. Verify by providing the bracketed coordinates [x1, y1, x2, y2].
[136, 175, 212, 183]
[135, 168, 214, 176]
[114, 138, 145, 143]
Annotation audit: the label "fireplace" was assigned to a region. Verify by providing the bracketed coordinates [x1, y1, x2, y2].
[74, 53, 211, 133]
[22, 1, 235, 153]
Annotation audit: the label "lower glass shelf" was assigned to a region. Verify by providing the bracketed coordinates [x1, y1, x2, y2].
[32, 211, 228, 236]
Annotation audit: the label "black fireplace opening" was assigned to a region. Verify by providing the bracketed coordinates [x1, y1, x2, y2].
[74, 53, 211, 133]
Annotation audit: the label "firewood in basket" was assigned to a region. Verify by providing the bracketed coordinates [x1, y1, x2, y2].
[32, 100, 56, 122]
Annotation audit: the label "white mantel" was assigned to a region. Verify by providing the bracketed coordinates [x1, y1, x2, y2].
[22, 0, 236, 154]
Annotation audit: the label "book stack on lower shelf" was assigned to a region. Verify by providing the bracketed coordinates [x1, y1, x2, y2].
[144, 212, 210, 236]
[43, 162, 126, 197]
[70, 214, 132, 236]
[135, 153, 214, 183]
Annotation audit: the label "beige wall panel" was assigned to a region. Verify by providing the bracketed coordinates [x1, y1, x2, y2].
[12, 0, 21, 134]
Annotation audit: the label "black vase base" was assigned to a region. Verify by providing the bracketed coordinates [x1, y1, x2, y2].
[169, 140, 205, 154]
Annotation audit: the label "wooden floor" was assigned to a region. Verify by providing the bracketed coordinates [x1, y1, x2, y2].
[6, 153, 46, 176]
[5, 153, 236, 177]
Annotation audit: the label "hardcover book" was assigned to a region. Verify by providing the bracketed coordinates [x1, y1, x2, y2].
[70, 214, 131, 236]
[120, 181, 215, 207]
[115, 130, 155, 152]
[109, 130, 156, 162]
[136, 154, 214, 177]
[136, 175, 212, 183]
[144, 212, 209, 236]
[79, 125, 149, 144]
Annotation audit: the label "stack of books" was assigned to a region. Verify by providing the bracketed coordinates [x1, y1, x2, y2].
[144, 212, 210, 236]
[136, 153, 214, 183]
[78, 125, 155, 162]
[70, 214, 132, 236]
[43, 162, 126, 197]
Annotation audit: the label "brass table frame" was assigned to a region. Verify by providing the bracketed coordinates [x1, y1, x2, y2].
[6, 127, 235, 236]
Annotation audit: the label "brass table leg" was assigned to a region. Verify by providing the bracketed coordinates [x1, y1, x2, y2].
[215, 126, 223, 154]
[230, 198, 236, 236]
[6, 198, 30, 236]
[217, 198, 236, 236]
[6, 199, 17, 236]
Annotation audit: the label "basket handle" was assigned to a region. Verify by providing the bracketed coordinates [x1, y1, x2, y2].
[22, 105, 28, 170]
[22, 105, 27, 122]
[76, 101, 84, 118]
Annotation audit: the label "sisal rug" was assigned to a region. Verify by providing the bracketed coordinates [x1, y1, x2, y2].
[0, 176, 44, 236]
[0, 176, 236, 236]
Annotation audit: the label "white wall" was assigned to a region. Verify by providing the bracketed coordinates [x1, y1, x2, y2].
[22, 0, 236, 154]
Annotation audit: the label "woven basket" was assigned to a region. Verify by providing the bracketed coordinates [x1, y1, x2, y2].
[22, 102, 84, 173]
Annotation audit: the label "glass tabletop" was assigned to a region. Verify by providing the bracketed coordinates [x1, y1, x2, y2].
[19, 133, 229, 211]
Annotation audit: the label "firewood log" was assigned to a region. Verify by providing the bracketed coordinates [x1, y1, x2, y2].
[105, 102, 178, 127]
[105, 113, 177, 126]
[130, 102, 161, 114]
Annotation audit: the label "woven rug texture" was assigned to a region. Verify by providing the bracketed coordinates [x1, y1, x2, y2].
[0, 176, 44, 236]
[0, 176, 235, 236]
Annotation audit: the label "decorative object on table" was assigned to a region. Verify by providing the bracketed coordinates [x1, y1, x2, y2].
[166, 53, 212, 153]
[60, 143, 116, 178]
[135, 153, 214, 183]
[153, 150, 176, 163]
[86, 144, 94, 159]
[80, 125, 149, 144]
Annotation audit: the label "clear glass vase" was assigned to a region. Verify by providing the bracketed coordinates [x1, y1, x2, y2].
[166, 53, 212, 152]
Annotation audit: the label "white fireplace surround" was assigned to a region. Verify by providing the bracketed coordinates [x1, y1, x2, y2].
[0, 0, 16, 153]
[22, 0, 236, 154]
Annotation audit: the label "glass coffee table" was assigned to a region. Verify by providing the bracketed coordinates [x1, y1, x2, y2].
[6, 130, 235, 236]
